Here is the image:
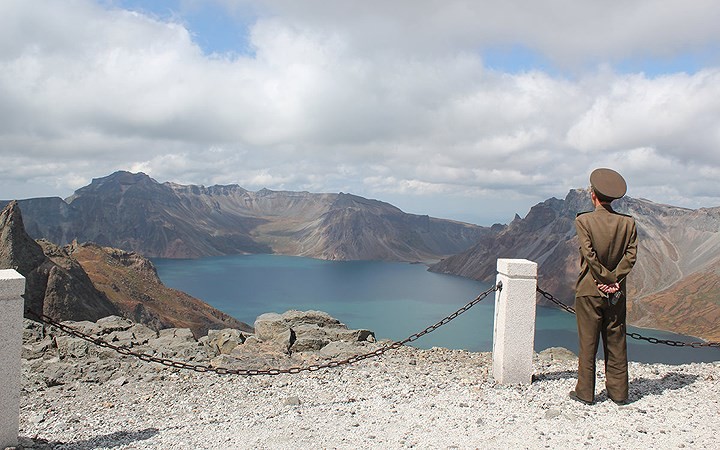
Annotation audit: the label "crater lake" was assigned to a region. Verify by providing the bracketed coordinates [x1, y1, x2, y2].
[153, 254, 718, 364]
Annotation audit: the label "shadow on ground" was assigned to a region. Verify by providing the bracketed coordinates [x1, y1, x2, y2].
[533, 369, 699, 404]
[600, 371, 700, 403]
[19, 427, 159, 449]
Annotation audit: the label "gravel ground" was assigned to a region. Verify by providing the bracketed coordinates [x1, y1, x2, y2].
[16, 346, 720, 449]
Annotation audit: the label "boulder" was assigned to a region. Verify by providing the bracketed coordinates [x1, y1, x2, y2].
[318, 341, 382, 359]
[207, 328, 247, 355]
[254, 310, 345, 341]
[107, 323, 158, 347]
[147, 327, 203, 359]
[254, 313, 289, 341]
[55, 335, 91, 359]
[537, 347, 577, 362]
[254, 310, 375, 354]
[96, 315, 134, 334]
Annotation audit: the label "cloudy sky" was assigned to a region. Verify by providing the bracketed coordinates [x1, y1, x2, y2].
[2, 0, 719, 225]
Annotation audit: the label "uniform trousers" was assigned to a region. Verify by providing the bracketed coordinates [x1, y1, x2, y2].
[575, 295, 629, 403]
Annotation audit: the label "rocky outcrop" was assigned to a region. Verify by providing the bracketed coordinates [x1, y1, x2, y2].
[1, 201, 251, 337]
[22, 310, 380, 386]
[0, 200, 120, 322]
[430, 189, 720, 341]
[5, 170, 491, 261]
[65, 241, 252, 337]
[253, 310, 375, 354]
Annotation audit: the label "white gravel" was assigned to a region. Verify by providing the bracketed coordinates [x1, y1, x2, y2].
[18, 346, 720, 449]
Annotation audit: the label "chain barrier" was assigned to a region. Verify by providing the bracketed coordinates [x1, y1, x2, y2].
[26, 282, 501, 376]
[536, 286, 720, 349]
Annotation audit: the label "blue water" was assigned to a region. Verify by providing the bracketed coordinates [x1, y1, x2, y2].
[152, 254, 719, 364]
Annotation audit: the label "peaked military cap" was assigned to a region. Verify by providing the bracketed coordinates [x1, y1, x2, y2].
[590, 168, 627, 199]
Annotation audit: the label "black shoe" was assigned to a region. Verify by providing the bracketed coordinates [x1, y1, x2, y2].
[568, 390, 594, 405]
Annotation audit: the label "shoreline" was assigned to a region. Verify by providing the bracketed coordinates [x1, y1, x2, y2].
[152, 256, 717, 365]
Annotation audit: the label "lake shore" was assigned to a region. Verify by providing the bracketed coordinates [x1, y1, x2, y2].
[152, 255, 719, 364]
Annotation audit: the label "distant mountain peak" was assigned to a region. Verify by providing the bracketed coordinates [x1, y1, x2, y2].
[430, 189, 720, 341]
[14, 171, 490, 261]
[95, 170, 155, 185]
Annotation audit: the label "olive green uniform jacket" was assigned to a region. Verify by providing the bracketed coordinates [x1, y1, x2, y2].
[575, 204, 638, 298]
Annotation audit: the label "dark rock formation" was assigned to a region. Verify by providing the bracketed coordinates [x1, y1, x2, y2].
[0, 200, 119, 321]
[5, 171, 491, 261]
[430, 189, 720, 341]
[1, 201, 250, 337]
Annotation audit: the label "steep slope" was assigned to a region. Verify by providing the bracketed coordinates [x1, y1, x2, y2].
[0, 201, 251, 337]
[0, 201, 119, 321]
[269, 193, 493, 261]
[63, 171, 271, 258]
[628, 268, 720, 341]
[7, 171, 490, 261]
[430, 189, 720, 341]
[65, 242, 252, 337]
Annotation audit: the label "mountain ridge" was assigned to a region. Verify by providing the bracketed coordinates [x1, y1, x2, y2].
[0, 201, 251, 336]
[2, 170, 491, 261]
[429, 189, 720, 341]
[4, 171, 719, 341]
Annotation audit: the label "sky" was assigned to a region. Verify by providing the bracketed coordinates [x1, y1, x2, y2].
[1, 0, 720, 226]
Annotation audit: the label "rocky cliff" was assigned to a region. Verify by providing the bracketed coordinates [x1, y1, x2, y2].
[0, 200, 119, 322]
[429, 189, 720, 341]
[4, 171, 491, 261]
[0, 201, 251, 336]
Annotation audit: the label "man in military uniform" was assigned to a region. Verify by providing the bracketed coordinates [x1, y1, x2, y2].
[569, 168, 638, 406]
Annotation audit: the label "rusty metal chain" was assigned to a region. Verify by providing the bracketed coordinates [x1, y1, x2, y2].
[536, 286, 720, 349]
[536, 286, 577, 315]
[26, 283, 501, 376]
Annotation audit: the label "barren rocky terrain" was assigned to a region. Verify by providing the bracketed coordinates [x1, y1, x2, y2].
[13, 314, 720, 449]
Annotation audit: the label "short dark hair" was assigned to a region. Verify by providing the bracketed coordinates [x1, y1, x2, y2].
[593, 188, 613, 203]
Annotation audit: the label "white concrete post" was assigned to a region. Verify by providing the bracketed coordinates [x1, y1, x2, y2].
[0, 269, 25, 449]
[492, 259, 537, 385]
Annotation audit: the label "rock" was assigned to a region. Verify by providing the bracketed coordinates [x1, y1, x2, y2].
[43, 365, 67, 387]
[157, 327, 195, 342]
[243, 335, 261, 346]
[96, 316, 134, 334]
[283, 396, 301, 406]
[54, 335, 91, 358]
[107, 323, 157, 346]
[208, 354, 238, 369]
[272, 329, 296, 355]
[207, 329, 247, 355]
[255, 310, 345, 342]
[59, 320, 102, 336]
[318, 341, 380, 359]
[290, 324, 331, 352]
[254, 310, 375, 355]
[24, 337, 56, 360]
[254, 313, 289, 341]
[146, 328, 202, 359]
[108, 376, 128, 387]
[537, 347, 577, 362]
[23, 318, 46, 341]
[292, 336, 329, 353]
[545, 409, 562, 419]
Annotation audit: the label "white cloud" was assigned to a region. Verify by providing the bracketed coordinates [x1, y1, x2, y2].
[1, 0, 719, 225]
[225, 0, 720, 67]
